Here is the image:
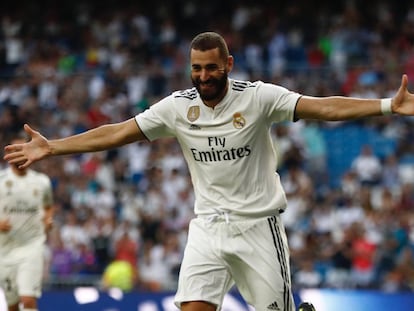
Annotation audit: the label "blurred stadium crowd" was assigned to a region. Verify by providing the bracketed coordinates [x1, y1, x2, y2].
[1, 0, 414, 293]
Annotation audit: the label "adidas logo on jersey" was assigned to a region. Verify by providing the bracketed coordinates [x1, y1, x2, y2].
[189, 124, 201, 130]
[267, 301, 280, 310]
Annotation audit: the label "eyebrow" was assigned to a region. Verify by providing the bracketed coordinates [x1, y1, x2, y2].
[192, 64, 218, 67]
[191, 64, 222, 70]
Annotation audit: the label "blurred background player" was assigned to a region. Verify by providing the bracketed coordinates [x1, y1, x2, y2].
[0, 132, 54, 311]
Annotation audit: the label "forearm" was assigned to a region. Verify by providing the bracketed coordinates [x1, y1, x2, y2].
[49, 118, 142, 155]
[295, 96, 391, 121]
[43, 205, 54, 232]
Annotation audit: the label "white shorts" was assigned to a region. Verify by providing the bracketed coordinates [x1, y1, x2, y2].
[175, 215, 294, 311]
[0, 244, 44, 306]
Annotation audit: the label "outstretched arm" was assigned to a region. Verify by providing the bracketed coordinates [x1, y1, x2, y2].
[295, 74, 414, 120]
[4, 118, 145, 169]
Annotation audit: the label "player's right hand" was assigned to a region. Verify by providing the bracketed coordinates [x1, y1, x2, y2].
[0, 219, 12, 232]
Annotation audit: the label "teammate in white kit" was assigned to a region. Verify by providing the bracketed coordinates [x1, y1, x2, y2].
[4, 32, 414, 311]
[0, 133, 54, 311]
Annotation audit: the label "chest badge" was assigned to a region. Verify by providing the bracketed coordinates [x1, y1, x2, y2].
[5, 180, 13, 195]
[187, 106, 200, 122]
[233, 112, 246, 129]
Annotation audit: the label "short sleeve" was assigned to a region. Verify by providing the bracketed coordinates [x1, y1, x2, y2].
[256, 82, 302, 123]
[135, 95, 176, 141]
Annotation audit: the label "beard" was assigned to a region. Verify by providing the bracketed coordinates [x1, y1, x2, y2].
[192, 72, 228, 101]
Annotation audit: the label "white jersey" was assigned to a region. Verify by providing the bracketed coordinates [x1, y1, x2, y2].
[136, 79, 301, 218]
[0, 167, 53, 255]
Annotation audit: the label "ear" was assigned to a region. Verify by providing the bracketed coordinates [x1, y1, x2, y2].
[226, 55, 234, 73]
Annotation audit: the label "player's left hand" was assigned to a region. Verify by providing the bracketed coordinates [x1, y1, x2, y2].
[392, 74, 414, 115]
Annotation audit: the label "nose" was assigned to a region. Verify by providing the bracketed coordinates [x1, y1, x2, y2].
[198, 68, 211, 81]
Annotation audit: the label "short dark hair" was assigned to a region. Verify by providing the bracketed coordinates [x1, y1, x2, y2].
[190, 32, 229, 61]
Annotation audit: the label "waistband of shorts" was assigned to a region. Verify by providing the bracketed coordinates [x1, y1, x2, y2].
[197, 210, 282, 224]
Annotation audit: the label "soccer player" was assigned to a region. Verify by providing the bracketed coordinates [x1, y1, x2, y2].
[4, 32, 414, 311]
[0, 133, 54, 311]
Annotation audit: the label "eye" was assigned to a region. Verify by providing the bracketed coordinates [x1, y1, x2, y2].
[191, 64, 223, 73]
[191, 65, 202, 72]
[205, 64, 220, 72]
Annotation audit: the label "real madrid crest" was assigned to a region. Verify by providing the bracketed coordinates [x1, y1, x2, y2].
[5, 180, 12, 188]
[187, 106, 200, 122]
[233, 112, 246, 129]
[5, 179, 13, 195]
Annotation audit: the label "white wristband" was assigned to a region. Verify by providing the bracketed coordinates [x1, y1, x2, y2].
[380, 98, 392, 115]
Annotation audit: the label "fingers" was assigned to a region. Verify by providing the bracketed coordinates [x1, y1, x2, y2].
[3, 145, 24, 160]
[4, 143, 22, 154]
[3, 149, 29, 167]
[0, 220, 12, 232]
[23, 123, 42, 141]
[24, 123, 32, 133]
[401, 74, 408, 90]
[17, 160, 31, 170]
[23, 123, 37, 137]
[6, 154, 27, 165]
[13, 156, 29, 167]
[3, 125, 36, 169]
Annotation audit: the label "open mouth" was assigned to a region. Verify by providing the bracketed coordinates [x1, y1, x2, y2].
[200, 83, 213, 89]
[200, 81, 215, 89]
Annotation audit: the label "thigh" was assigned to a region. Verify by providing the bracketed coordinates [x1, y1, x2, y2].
[16, 247, 44, 298]
[181, 301, 217, 311]
[0, 262, 19, 306]
[229, 216, 295, 311]
[175, 219, 234, 310]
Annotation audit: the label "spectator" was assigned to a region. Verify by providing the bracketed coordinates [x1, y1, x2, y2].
[139, 240, 171, 291]
[91, 225, 112, 274]
[113, 230, 139, 269]
[49, 233, 74, 277]
[72, 242, 98, 275]
[349, 222, 377, 288]
[293, 259, 323, 289]
[60, 210, 90, 253]
[351, 145, 382, 187]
